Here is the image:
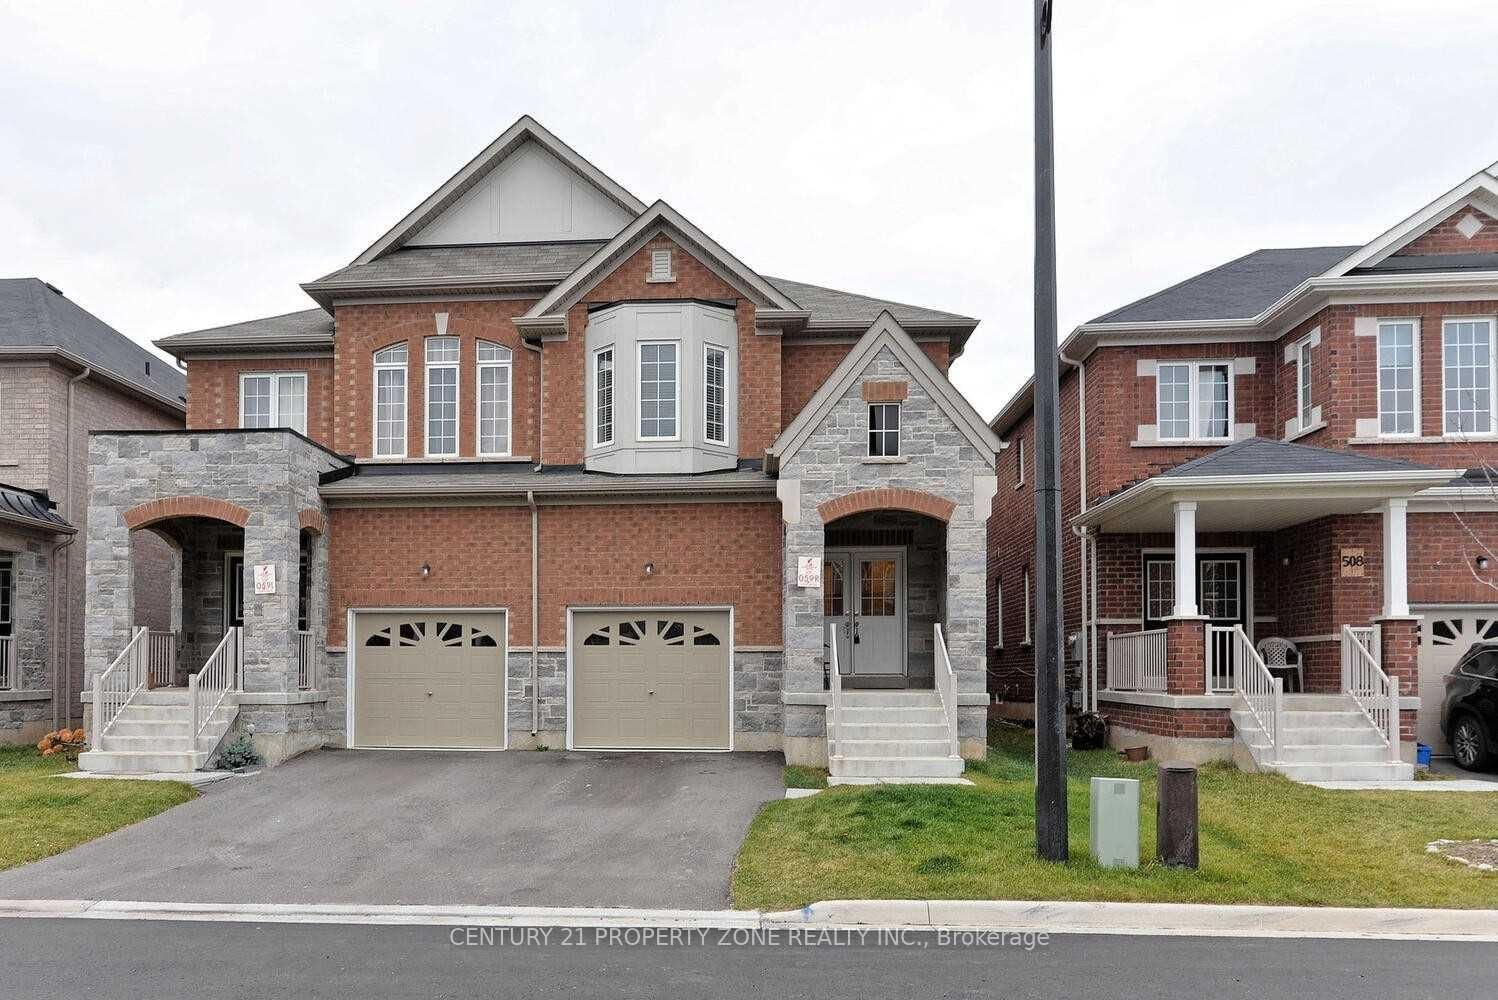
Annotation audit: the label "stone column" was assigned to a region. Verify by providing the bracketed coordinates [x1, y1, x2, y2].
[240, 508, 302, 696]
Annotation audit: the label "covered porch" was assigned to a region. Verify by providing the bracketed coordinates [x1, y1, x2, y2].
[1073, 439, 1460, 771]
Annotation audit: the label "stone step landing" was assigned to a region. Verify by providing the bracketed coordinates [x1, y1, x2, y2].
[828, 691, 964, 783]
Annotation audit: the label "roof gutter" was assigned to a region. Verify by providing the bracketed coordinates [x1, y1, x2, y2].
[319, 479, 776, 503]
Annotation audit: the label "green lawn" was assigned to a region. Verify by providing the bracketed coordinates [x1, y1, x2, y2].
[732, 723, 1498, 910]
[0, 747, 196, 871]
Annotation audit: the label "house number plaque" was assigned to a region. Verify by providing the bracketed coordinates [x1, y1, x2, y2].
[1339, 548, 1366, 578]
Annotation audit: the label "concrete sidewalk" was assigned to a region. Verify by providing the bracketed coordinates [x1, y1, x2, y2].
[2, 897, 1495, 942]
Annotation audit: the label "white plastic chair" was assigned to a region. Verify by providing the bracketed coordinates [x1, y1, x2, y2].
[1256, 636, 1303, 693]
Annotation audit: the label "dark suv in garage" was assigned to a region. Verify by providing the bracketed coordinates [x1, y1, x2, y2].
[1442, 642, 1498, 771]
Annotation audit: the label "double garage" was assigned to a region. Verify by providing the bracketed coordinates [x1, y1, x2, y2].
[348, 608, 733, 751]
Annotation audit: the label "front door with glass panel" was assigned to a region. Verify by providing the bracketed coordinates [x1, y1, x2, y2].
[823, 549, 906, 679]
[1143, 553, 1248, 689]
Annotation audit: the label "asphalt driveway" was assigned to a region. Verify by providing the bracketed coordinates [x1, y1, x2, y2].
[0, 749, 782, 908]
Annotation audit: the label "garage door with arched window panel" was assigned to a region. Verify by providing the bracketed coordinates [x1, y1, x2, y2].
[570, 610, 731, 750]
[352, 611, 506, 749]
[1419, 611, 1498, 753]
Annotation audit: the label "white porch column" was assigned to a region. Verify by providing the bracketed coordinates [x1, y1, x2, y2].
[1382, 498, 1410, 618]
[1172, 501, 1199, 618]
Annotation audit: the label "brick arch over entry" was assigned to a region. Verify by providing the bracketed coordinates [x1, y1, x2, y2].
[817, 487, 956, 524]
[298, 508, 327, 536]
[123, 496, 251, 530]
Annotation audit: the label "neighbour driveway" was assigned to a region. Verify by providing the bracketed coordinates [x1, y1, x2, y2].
[0, 749, 782, 908]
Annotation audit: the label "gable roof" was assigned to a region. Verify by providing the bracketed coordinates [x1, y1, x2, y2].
[765, 277, 977, 329]
[521, 201, 800, 322]
[0, 277, 185, 412]
[156, 308, 334, 357]
[767, 310, 1001, 473]
[1157, 437, 1437, 479]
[353, 116, 646, 266]
[1092, 247, 1356, 325]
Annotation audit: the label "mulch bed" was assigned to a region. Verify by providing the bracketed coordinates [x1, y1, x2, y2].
[1427, 839, 1498, 871]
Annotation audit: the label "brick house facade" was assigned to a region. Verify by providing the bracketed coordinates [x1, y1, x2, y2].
[0, 279, 185, 744]
[988, 164, 1498, 777]
[79, 116, 999, 775]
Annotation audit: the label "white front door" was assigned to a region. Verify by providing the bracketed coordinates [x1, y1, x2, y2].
[824, 548, 906, 679]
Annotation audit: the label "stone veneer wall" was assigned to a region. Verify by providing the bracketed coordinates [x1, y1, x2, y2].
[0, 531, 54, 743]
[780, 345, 994, 761]
[85, 431, 345, 761]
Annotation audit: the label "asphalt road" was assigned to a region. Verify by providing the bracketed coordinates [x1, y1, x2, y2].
[1, 918, 1491, 999]
[0, 749, 783, 908]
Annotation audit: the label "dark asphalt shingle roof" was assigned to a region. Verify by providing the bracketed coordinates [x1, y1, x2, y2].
[0, 278, 184, 403]
[319, 461, 772, 496]
[1159, 437, 1437, 479]
[0, 481, 72, 531]
[765, 277, 976, 327]
[1353, 252, 1498, 275]
[307, 242, 609, 288]
[1092, 246, 1356, 325]
[157, 308, 334, 352]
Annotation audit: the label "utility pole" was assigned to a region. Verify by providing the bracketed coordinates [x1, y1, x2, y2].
[1032, 0, 1069, 861]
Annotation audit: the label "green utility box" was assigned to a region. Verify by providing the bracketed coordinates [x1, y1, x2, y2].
[1089, 776, 1140, 869]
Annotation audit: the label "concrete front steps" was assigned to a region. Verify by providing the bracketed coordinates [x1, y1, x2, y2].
[78, 688, 237, 775]
[829, 690, 965, 784]
[1232, 693, 1414, 783]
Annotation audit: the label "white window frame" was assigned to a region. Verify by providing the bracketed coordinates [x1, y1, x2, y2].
[424, 336, 460, 457]
[637, 340, 681, 442]
[592, 347, 615, 448]
[236, 371, 307, 434]
[1441, 316, 1497, 438]
[703, 343, 728, 445]
[867, 401, 901, 457]
[1376, 319, 1421, 438]
[475, 341, 513, 458]
[1015, 435, 1026, 486]
[993, 579, 1003, 650]
[1021, 569, 1032, 646]
[377, 341, 413, 455]
[1295, 336, 1314, 431]
[1156, 361, 1234, 442]
[0, 555, 13, 640]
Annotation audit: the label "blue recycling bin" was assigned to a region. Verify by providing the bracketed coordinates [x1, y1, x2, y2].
[1416, 743, 1432, 768]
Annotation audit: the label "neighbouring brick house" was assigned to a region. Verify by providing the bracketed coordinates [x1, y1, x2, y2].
[0, 278, 185, 744]
[988, 162, 1498, 780]
[79, 116, 1000, 778]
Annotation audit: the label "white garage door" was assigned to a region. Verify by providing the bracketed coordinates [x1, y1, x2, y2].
[1418, 610, 1498, 753]
[352, 611, 506, 749]
[570, 609, 731, 750]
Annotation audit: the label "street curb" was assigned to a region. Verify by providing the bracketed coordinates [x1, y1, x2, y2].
[763, 899, 1498, 941]
[1, 897, 1495, 941]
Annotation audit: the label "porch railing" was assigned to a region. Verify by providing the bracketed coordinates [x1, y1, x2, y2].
[1341, 625, 1399, 762]
[0, 635, 13, 690]
[295, 629, 315, 690]
[933, 624, 961, 758]
[189, 626, 242, 745]
[146, 630, 177, 688]
[1104, 629, 1168, 692]
[825, 623, 844, 760]
[93, 626, 150, 745]
[1211, 624, 1282, 763]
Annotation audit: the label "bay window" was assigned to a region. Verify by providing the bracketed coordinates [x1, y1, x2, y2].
[704, 345, 727, 444]
[476, 341, 512, 456]
[638, 342, 679, 440]
[373, 343, 408, 457]
[1442, 318, 1495, 435]
[425, 336, 459, 456]
[239, 372, 307, 434]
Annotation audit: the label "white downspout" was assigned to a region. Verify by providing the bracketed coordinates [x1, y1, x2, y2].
[64, 366, 91, 728]
[526, 489, 540, 738]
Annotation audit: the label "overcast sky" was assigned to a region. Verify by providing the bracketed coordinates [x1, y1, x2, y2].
[4, 1, 1498, 418]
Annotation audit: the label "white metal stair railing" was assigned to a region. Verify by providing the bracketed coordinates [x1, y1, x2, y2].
[825, 623, 843, 761]
[1341, 625, 1400, 762]
[147, 629, 177, 688]
[295, 629, 316, 690]
[1104, 628, 1168, 691]
[1212, 624, 1282, 763]
[190, 626, 242, 746]
[92, 626, 150, 745]
[933, 624, 960, 758]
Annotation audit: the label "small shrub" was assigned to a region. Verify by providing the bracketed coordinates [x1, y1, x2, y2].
[534, 743, 550, 751]
[215, 734, 263, 770]
[1072, 711, 1108, 750]
[36, 728, 87, 760]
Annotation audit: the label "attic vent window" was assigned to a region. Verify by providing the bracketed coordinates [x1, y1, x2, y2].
[647, 248, 675, 283]
[1456, 213, 1485, 240]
